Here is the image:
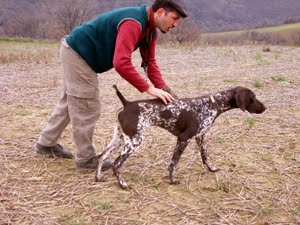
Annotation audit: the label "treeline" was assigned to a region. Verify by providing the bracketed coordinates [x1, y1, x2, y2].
[0, 0, 101, 40]
[0, 0, 200, 43]
[0, 0, 299, 46]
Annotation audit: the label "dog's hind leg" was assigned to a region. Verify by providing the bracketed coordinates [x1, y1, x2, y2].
[113, 134, 144, 189]
[168, 139, 190, 185]
[195, 134, 219, 172]
[95, 124, 123, 182]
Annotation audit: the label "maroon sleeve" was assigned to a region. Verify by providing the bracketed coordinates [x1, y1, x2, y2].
[113, 20, 150, 92]
[141, 33, 166, 89]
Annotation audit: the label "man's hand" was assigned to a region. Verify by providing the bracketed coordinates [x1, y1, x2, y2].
[162, 86, 178, 99]
[146, 86, 175, 104]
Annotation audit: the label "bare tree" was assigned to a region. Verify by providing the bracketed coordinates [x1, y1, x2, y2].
[172, 19, 201, 44]
[3, 13, 40, 38]
[158, 19, 201, 44]
[52, 0, 99, 35]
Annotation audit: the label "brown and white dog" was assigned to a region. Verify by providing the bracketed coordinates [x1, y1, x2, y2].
[96, 85, 266, 189]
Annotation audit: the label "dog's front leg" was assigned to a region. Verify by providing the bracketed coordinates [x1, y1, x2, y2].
[168, 139, 189, 185]
[195, 134, 219, 172]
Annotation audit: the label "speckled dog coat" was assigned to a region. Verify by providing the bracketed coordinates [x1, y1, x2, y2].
[95, 85, 266, 189]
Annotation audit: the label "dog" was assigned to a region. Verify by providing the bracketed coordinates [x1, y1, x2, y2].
[95, 85, 266, 189]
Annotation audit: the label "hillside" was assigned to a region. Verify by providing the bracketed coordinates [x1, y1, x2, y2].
[181, 0, 300, 32]
[0, 0, 300, 38]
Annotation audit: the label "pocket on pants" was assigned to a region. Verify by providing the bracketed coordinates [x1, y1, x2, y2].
[66, 83, 97, 98]
[68, 94, 100, 113]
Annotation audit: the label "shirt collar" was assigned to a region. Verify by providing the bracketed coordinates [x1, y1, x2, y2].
[148, 7, 156, 30]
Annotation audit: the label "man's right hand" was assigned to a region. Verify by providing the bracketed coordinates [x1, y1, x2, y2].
[162, 86, 178, 99]
[146, 86, 174, 104]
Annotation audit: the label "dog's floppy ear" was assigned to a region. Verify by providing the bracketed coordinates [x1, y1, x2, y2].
[235, 89, 249, 111]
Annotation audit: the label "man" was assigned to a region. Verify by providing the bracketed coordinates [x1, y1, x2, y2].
[35, 0, 188, 171]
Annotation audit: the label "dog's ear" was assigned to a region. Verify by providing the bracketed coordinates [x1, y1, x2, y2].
[235, 89, 249, 112]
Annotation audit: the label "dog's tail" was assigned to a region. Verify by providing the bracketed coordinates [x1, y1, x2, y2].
[113, 85, 129, 106]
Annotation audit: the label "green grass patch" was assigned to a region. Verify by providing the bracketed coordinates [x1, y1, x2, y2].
[117, 194, 130, 203]
[272, 76, 288, 82]
[253, 80, 263, 88]
[203, 23, 300, 38]
[66, 219, 92, 225]
[91, 200, 112, 210]
[202, 23, 300, 46]
[293, 207, 300, 216]
[0, 37, 58, 45]
[16, 109, 32, 117]
[261, 154, 274, 162]
[255, 52, 270, 65]
[255, 205, 273, 215]
[245, 117, 256, 128]
[271, 76, 293, 85]
[274, 52, 281, 60]
[254, 23, 300, 34]
[213, 137, 224, 144]
[223, 79, 239, 84]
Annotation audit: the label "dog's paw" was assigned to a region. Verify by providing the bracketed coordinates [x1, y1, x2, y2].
[208, 166, 220, 172]
[119, 182, 131, 190]
[95, 175, 106, 182]
[118, 178, 131, 190]
[170, 179, 181, 185]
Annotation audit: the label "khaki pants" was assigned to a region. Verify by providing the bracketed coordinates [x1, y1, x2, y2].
[38, 37, 100, 162]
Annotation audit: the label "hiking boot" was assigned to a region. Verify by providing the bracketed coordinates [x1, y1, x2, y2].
[36, 143, 74, 159]
[76, 157, 112, 172]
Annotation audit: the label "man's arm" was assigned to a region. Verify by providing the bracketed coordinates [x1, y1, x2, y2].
[113, 20, 174, 104]
[140, 33, 166, 89]
[113, 20, 150, 92]
[141, 33, 178, 99]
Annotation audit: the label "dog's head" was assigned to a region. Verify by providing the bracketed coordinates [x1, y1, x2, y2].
[234, 87, 266, 114]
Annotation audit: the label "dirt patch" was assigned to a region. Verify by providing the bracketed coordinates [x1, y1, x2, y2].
[1, 42, 299, 224]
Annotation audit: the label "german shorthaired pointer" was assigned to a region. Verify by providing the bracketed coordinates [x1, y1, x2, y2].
[95, 85, 266, 189]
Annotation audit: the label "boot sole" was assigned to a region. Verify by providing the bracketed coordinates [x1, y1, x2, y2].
[36, 150, 74, 159]
[76, 167, 95, 174]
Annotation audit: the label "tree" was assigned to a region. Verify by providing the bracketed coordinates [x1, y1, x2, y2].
[158, 19, 201, 44]
[3, 13, 40, 38]
[52, 0, 99, 35]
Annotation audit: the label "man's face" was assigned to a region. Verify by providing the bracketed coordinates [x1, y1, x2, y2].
[155, 8, 181, 33]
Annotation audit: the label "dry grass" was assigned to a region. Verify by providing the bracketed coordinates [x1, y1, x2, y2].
[0, 41, 299, 225]
[0, 39, 59, 64]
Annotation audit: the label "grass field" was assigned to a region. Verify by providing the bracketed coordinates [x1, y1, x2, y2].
[202, 22, 300, 38]
[0, 39, 299, 225]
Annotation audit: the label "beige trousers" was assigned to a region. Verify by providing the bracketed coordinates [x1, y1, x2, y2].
[38, 38, 100, 162]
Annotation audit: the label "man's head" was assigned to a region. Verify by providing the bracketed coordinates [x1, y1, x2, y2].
[152, 0, 188, 33]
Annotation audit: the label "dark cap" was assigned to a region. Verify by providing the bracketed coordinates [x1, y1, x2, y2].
[168, 0, 188, 18]
[152, 0, 188, 18]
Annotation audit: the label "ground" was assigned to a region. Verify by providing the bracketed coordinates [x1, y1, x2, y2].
[0, 41, 299, 225]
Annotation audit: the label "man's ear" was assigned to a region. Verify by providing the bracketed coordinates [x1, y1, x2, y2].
[157, 8, 165, 17]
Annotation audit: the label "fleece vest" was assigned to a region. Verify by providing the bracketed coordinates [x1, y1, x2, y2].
[66, 4, 149, 73]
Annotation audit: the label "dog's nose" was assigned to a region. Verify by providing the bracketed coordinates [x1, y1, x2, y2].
[259, 103, 267, 113]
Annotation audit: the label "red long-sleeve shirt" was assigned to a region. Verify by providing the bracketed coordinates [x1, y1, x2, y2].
[113, 11, 166, 92]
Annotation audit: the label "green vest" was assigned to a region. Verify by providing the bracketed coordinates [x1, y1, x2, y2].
[66, 4, 149, 73]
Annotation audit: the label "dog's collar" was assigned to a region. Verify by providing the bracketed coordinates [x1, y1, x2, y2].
[210, 95, 222, 114]
[210, 95, 216, 103]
